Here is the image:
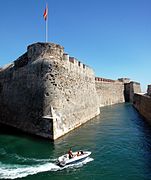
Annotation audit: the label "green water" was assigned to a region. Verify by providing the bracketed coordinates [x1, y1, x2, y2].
[0, 103, 151, 180]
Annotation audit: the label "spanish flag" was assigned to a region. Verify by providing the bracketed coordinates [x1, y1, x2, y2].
[43, 5, 48, 21]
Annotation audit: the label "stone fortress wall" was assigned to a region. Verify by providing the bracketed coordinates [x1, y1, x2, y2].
[0, 42, 100, 140]
[95, 77, 125, 107]
[0, 42, 142, 140]
[95, 77, 141, 108]
[124, 81, 141, 102]
[133, 85, 151, 123]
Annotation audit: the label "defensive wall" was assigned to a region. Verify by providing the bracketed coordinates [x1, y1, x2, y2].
[95, 77, 125, 107]
[133, 85, 151, 123]
[0, 42, 100, 140]
[124, 81, 141, 102]
[0, 42, 141, 140]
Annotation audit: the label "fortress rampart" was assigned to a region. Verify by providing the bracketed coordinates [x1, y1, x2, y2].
[133, 93, 151, 123]
[0, 42, 99, 140]
[133, 85, 151, 123]
[124, 81, 141, 102]
[0, 42, 141, 140]
[95, 77, 125, 106]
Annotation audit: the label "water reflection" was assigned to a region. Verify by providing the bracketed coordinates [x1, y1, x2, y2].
[131, 107, 151, 177]
[1, 103, 151, 180]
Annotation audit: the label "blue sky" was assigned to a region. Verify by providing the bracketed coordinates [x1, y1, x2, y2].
[0, 0, 151, 91]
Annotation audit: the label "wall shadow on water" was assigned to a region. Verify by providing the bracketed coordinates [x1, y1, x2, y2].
[0, 122, 56, 159]
[131, 107, 151, 177]
[0, 122, 54, 144]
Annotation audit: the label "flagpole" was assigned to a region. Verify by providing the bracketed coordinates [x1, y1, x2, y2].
[46, 4, 48, 42]
[46, 14, 48, 42]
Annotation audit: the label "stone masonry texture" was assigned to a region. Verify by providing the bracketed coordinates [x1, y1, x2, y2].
[0, 42, 141, 140]
[133, 93, 151, 123]
[0, 42, 100, 140]
[95, 80, 125, 107]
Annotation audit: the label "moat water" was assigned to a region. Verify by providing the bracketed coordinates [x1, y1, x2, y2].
[0, 103, 151, 180]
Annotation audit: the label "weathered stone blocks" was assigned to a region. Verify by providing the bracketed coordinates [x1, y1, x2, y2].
[133, 93, 151, 123]
[0, 42, 142, 140]
[95, 80, 125, 107]
[0, 42, 100, 140]
[124, 82, 141, 102]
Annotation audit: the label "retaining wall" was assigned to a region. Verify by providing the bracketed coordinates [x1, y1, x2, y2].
[95, 77, 125, 106]
[133, 94, 151, 123]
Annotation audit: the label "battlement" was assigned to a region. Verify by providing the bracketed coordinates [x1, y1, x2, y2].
[12, 42, 94, 78]
[62, 55, 94, 77]
[95, 77, 125, 84]
[95, 77, 116, 83]
[0, 42, 142, 140]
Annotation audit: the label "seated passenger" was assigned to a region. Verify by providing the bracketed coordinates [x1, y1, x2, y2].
[77, 151, 81, 156]
[68, 148, 73, 159]
[80, 150, 84, 155]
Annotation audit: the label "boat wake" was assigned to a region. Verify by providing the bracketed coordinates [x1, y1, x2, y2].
[0, 156, 93, 179]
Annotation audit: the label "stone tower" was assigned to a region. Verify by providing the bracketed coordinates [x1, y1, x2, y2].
[0, 42, 100, 140]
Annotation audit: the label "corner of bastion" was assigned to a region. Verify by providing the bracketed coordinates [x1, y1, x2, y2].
[0, 42, 100, 140]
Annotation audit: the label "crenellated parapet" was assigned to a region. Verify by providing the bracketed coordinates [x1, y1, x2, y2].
[95, 76, 125, 107]
[13, 42, 95, 80]
[27, 42, 94, 78]
[95, 77, 116, 83]
[62, 55, 94, 79]
[0, 42, 100, 140]
[0, 42, 142, 140]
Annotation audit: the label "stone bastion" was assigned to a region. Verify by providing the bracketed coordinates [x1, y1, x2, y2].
[0, 42, 100, 140]
[0, 42, 141, 140]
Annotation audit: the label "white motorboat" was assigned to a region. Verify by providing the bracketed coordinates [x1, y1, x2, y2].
[56, 151, 91, 167]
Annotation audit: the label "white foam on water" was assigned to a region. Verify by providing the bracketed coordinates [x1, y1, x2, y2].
[0, 157, 93, 179]
[0, 162, 60, 179]
[0, 150, 57, 163]
[14, 153, 57, 163]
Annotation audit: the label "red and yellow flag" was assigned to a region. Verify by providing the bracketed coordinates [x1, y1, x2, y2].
[43, 5, 48, 21]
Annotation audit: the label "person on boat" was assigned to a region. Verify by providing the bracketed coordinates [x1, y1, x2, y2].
[80, 150, 84, 155]
[68, 148, 73, 159]
[77, 151, 81, 156]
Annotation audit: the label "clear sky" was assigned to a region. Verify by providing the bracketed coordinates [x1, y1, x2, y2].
[0, 0, 151, 92]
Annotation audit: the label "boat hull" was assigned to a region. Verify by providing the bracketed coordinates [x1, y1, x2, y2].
[56, 151, 91, 167]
